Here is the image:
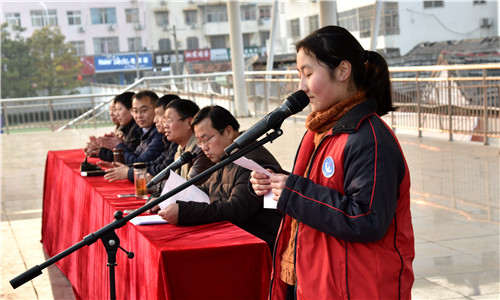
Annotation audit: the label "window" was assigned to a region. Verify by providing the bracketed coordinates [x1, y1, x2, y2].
[70, 41, 85, 55]
[243, 33, 251, 47]
[128, 37, 142, 52]
[307, 15, 319, 33]
[30, 10, 58, 27]
[93, 37, 119, 54]
[155, 11, 169, 26]
[5, 12, 21, 27]
[358, 5, 372, 38]
[125, 8, 139, 23]
[338, 9, 358, 32]
[382, 2, 399, 35]
[67, 11, 82, 26]
[186, 37, 199, 49]
[205, 5, 227, 23]
[423, 1, 444, 8]
[241, 4, 256, 21]
[259, 6, 271, 19]
[473, 0, 486, 4]
[260, 31, 270, 46]
[210, 35, 226, 48]
[159, 38, 172, 51]
[184, 10, 197, 25]
[287, 18, 300, 39]
[90, 8, 116, 24]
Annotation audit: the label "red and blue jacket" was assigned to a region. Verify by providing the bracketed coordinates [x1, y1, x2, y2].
[271, 99, 415, 300]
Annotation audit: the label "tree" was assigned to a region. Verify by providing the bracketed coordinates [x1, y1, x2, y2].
[27, 26, 83, 96]
[1, 23, 37, 98]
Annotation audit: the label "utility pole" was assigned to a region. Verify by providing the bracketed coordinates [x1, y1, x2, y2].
[172, 25, 180, 75]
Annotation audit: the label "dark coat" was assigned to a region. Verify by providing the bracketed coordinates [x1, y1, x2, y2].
[99, 120, 142, 162]
[177, 145, 283, 249]
[117, 126, 164, 164]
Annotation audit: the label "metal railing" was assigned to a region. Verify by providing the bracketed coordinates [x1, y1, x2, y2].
[1, 64, 499, 144]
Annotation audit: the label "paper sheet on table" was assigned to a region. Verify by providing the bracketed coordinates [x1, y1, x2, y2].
[158, 170, 210, 210]
[130, 214, 168, 225]
[233, 156, 277, 209]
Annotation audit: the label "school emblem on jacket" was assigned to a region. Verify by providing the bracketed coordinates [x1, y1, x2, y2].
[322, 156, 335, 178]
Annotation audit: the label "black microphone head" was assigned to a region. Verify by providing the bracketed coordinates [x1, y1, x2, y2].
[284, 90, 310, 114]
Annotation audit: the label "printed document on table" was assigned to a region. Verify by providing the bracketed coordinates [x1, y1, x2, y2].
[233, 156, 277, 209]
[158, 170, 210, 210]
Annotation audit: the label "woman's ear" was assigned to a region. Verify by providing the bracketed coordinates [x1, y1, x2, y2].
[336, 60, 352, 82]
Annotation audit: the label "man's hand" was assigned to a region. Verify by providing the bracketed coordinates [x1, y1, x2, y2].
[146, 203, 161, 214]
[104, 162, 130, 182]
[158, 204, 179, 225]
[97, 161, 114, 169]
[99, 134, 123, 150]
[84, 136, 101, 157]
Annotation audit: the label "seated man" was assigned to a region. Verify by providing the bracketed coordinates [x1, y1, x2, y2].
[158, 105, 283, 249]
[100, 90, 164, 166]
[162, 99, 214, 182]
[84, 92, 141, 160]
[102, 94, 181, 182]
[148, 99, 214, 213]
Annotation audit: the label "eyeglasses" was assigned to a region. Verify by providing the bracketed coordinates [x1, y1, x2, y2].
[195, 134, 216, 147]
[164, 117, 186, 125]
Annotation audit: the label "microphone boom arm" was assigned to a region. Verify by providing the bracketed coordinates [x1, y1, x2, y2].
[10, 128, 284, 294]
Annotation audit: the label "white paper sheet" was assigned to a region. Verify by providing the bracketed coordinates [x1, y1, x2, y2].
[233, 156, 273, 177]
[130, 214, 168, 225]
[158, 170, 210, 210]
[233, 156, 277, 209]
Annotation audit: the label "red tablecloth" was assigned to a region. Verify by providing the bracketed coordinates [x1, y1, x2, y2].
[41, 149, 272, 300]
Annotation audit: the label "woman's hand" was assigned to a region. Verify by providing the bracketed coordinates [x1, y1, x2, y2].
[251, 170, 289, 202]
[250, 171, 273, 196]
[269, 174, 289, 201]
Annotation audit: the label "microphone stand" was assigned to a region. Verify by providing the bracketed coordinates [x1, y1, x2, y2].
[10, 128, 284, 300]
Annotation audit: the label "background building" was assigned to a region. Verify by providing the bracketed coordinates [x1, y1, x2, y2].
[2, 0, 499, 84]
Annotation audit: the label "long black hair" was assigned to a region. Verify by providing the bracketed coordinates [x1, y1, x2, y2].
[295, 25, 394, 116]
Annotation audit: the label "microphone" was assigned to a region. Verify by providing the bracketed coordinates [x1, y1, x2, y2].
[223, 90, 309, 157]
[147, 151, 194, 188]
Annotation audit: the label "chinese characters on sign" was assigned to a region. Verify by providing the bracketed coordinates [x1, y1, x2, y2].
[94, 53, 153, 72]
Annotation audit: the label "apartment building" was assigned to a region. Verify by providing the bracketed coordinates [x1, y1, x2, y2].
[2, 0, 498, 84]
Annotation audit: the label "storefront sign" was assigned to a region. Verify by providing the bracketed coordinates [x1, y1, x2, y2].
[94, 53, 153, 72]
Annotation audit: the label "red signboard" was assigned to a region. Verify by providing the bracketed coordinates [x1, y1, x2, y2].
[184, 49, 210, 62]
[80, 56, 95, 75]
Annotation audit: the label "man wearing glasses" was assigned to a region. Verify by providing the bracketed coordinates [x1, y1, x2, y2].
[158, 105, 283, 250]
[100, 90, 164, 175]
[162, 99, 214, 182]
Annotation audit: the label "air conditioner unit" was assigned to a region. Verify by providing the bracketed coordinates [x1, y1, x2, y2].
[480, 18, 492, 28]
[134, 23, 142, 30]
[190, 23, 198, 29]
[78, 26, 85, 33]
[108, 24, 116, 31]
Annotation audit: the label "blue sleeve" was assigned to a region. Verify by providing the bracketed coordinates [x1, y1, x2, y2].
[122, 131, 164, 164]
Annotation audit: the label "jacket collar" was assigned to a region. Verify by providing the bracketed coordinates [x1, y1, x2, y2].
[331, 98, 378, 135]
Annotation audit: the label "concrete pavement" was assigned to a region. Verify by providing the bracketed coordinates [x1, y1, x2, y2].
[1, 118, 499, 299]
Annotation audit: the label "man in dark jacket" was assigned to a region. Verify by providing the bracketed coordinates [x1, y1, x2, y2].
[101, 94, 181, 182]
[158, 105, 282, 249]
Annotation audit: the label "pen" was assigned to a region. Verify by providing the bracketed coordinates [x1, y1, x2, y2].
[117, 193, 135, 198]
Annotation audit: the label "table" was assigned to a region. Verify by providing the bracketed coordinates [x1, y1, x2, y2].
[41, 149, 272, 300]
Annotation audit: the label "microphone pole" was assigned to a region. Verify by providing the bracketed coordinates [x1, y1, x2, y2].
[10, 128, 285, 299]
